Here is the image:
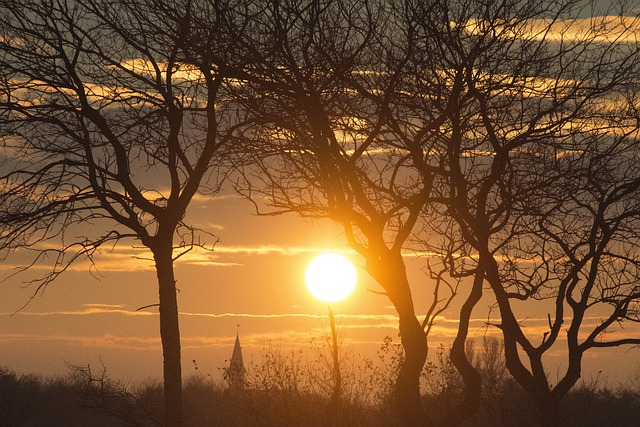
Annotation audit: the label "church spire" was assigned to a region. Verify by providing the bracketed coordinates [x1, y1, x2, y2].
[228, 327, 246, 391]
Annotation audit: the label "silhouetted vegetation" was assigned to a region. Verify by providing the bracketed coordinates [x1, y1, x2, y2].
[3, 0, 640, 425]
[1, 337, 639, 426]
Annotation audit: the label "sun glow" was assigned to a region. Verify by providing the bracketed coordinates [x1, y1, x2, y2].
[305, 253, 357, 303]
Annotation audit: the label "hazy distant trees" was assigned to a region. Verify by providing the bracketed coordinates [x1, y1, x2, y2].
[0, 0, 246, 425]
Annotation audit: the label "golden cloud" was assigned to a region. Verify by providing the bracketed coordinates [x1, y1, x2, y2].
[462, 16, 640, 44]
[0, 332, 161, 351]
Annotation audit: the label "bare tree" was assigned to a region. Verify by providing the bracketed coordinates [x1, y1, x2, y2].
[0, 0, 246, 424]
[221, 1, 469, 425]
[491, 90, 640, 425]
[223, 0, 640, 425]
[401, 0, 640, 425]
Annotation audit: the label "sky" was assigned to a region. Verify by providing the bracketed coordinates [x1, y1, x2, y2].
[2, 190, 640, 387]
[1, 0, 640, 391]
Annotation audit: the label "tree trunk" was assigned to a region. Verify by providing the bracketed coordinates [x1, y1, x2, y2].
[396, 312, 428, 426]
[534, 392, 561, 427]
[443, 269, 484, 426]
[153, 242, 183, 427]
[368, 253, 428, 426]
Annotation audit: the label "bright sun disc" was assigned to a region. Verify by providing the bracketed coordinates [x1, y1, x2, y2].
[305, 253, 357, 303]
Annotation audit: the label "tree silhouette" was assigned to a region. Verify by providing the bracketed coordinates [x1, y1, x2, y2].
[0, 1, 245, 424]
[221, 1, 468, 424]
[403, 0, 640, 425]
[221, 0, 640, 425]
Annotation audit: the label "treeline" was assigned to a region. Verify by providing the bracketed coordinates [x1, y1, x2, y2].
[2, 338, 639, 426]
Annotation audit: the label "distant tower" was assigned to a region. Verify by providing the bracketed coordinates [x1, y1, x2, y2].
[228, 329, 246, 391]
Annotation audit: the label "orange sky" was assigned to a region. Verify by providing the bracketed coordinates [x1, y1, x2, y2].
[2, 192, 639, 387]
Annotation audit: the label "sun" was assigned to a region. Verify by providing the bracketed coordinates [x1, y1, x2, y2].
[305, 253, 357, 303]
